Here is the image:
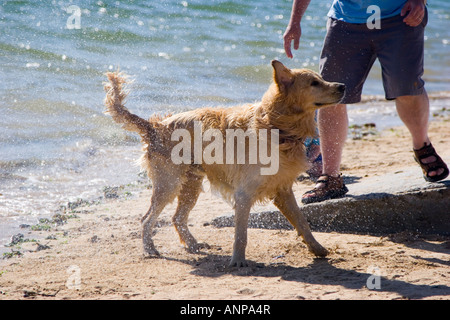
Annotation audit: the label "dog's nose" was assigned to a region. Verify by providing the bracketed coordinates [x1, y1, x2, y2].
[337, 84, 346, 93]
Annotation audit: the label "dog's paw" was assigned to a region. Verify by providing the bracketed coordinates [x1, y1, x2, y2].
[228, 258, 249, 268]
[143, 243, 160, 258]
[185, 242, 210, 254]
[310, 245, 329, 258]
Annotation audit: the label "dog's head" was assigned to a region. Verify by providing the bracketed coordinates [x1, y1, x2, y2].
[269, 60, 345, 113]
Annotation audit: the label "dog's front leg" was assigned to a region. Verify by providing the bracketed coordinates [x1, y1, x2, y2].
[229, 191, 253, 267]
[274, 188, 328, 257]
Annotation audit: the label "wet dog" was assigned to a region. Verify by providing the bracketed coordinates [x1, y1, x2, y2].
[104, 60, 345, 267]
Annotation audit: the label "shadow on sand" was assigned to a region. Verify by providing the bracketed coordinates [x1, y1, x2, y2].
[154, 253, 449, 299]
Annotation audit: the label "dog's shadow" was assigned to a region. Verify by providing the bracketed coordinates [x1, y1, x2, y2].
[156, 252, 449, 299]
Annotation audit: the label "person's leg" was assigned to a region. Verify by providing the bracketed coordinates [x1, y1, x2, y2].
[377, 13, 428, 148]
[305, 135, 322, 179]
[396, 92, 445, 178]
[301, 18, 375, 204]
[318, 103, 348, 177]
[377, 10, 447, 181]
[301, 103, 348, 203]
[395, 92, 430, 150]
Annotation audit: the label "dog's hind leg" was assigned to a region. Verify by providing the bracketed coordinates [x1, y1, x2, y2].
[172, 170, 205, 253]
[273, 188, 328, 257]
[141, 171, 183, 257]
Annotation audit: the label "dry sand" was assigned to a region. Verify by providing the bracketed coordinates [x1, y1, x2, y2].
[0, 120, 449, 300]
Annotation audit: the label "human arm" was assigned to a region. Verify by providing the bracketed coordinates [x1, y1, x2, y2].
[283, 0, 312, 58]
[401, 0, 427, 27]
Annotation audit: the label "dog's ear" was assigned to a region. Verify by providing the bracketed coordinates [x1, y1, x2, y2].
[271, 60, 295, 91]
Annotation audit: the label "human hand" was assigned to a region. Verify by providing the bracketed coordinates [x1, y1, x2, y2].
[401, 0, 426, 27]
[283, 23, 301, 59]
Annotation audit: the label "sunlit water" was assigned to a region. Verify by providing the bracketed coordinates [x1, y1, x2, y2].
[0, 0, 449, 246]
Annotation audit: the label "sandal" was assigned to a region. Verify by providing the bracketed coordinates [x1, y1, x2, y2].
[306, 154, 323, 181]
[413, 143, 449, 182]
[301, 174, 348, 204]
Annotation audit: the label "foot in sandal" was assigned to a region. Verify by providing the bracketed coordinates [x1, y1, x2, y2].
[301, 174, 348, 204]
[413, 143, 449, 182]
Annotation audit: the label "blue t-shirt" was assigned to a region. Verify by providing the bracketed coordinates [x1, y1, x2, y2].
[327, 0, 407, 23]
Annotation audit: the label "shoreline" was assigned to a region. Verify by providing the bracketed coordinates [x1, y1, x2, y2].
[1, 100, 448, 249]
[0, 116, 449, 299]
[1, 98, 448, 249]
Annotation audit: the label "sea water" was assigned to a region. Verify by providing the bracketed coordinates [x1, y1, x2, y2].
[0, 0, 449, 246]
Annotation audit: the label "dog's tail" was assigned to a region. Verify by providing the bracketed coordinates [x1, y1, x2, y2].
[104, 71, 154, 139]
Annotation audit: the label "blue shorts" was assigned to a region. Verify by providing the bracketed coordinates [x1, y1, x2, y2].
[319, 10, 427, 103]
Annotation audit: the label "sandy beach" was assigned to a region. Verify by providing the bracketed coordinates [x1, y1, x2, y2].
[1, 0, 449, 304]
[0, 118, 449, 300]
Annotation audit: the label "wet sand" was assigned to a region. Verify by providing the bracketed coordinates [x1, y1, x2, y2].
[0, 119, 449, 300]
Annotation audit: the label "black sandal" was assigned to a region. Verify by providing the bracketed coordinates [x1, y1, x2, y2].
[301, 174, 348, 204]
[413, 143, 449, 182]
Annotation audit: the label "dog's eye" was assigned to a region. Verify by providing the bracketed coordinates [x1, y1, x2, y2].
[311, 80, 319, 87]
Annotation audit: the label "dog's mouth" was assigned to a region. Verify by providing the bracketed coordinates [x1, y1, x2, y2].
[314, 91, 345, 107]
[314, 84, 346, 107]
[314, 98, 342, 107]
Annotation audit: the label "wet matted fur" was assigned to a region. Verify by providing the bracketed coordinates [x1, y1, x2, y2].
[104, 60, 345, 267]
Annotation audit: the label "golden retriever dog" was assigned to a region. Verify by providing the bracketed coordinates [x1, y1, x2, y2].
[104, 60, 345, 267]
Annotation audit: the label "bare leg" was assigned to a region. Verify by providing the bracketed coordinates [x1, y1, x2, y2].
[318, 103, 348, 177]
[302, 104, 348, 203]
[395, 92, 444, 177]
[274, 188, 328, 257]
[395, 92, 430, 149]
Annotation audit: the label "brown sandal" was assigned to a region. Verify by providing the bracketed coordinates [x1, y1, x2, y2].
[301, 174, 348, 204]
[413, 143, 449, 182]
